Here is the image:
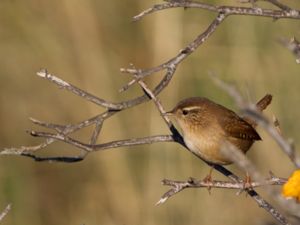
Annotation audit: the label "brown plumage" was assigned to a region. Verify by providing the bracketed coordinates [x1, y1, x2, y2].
[167, 94, 272, 165]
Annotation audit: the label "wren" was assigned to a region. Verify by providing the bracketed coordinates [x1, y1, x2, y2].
[166, 94, 272, 165]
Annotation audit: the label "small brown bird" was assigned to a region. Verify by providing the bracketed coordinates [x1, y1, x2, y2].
[166, 94, 272, 165]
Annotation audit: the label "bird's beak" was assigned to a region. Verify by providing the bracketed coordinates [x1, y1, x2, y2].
[163, 110, 174, 117]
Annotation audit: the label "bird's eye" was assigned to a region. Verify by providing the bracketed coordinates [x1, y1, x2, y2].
[182, 109, 189, 115]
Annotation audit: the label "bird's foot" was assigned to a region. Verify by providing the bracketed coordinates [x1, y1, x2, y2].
[203, 172, 213, 194]
[243, 173, 253, 189]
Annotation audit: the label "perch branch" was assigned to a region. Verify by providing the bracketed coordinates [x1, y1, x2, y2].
[135, 76, 290, 225]
[157, 176, 286, 205]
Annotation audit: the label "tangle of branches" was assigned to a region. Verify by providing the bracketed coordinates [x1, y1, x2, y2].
[2, 1, 300, 224]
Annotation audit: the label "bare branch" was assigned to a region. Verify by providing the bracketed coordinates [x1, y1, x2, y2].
[240, 0, 291, 11]
[37, 65, 176, 111]
[212, 75, 300, 220]
[133, 1, 218, 21]
[37, 69, 120, 110]
[137, 80, 172, 127]
[29, 130, 174, 152]
[6, 132, 173, 163]
[120, 13, 226, 91]
[221, 142, 266, 182]
[21, 154, 85, 163]
[244, 109, 300, 168]
[264, 0, 291, 11]
[2, 1, 299, 224]
[221, 134, 300, 220]
[211, 75, 300, 169]
[1, 136, 55, 156]
[8, 71, 290, 224]
[133, 1, 299, 21]
[120, 0, 300, 91]
[1, 63, 178, 159]
[135, 74, 290, 224]
[0, 204, 11, 223]
[157, 176, 286, 205]
[279, 37, 300, 64]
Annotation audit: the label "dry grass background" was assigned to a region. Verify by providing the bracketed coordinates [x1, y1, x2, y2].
[0, 0, 300, 224]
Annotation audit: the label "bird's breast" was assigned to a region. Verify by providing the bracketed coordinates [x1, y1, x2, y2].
[183, 129, 233, 165]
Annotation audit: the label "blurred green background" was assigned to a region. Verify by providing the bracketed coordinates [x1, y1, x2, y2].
[0, 0, 299, 224]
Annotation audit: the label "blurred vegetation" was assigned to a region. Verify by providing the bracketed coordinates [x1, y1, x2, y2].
[0, 0, 300, 224]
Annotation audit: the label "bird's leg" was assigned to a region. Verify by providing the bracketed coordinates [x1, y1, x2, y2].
[203, 166, 214, 194]
[235, 172, 253, 196]
[203, 166, 214, 182]
[243, 171, 253, 190]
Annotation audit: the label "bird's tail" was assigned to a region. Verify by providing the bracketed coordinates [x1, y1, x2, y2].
[244, 94, 272, 127]
[256, 94, 272, 112]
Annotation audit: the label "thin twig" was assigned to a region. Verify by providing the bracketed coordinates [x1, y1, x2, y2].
[133, 1, 299, 22]
[212, 75, 300, 219]
[211, 75, 300, 168]
[37, 69, 120, 110]
[220, 142, 265, 182]
[1, 66, 177, 159]
[120, 13, 226, 91]
[137, 80, 172, 127]
[16, 132, 174, 163]
[30, 130, 174, 151]
[264, 0, 291, 11]
[279, 37, 300, 64]
[120, 0, 300, 91]
[0, 204, 11, 223]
